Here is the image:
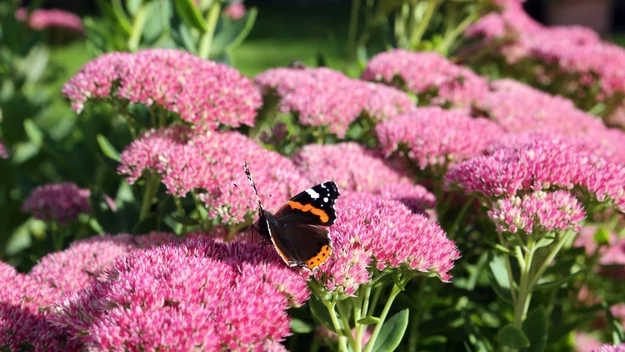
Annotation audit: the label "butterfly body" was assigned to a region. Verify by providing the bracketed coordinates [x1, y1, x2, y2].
[244, 163, 339, 270]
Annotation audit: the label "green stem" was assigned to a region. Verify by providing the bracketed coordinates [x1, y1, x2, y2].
[363, 282, 404, 352]
[514, 239, 536, 329]
[173, 197, 188, 235]
[347, 0, 361, 62]
[448, 195, 474, 234]
[198, 0, 222, 59]
[128, 3, 150, 51]
[139, 174, 161, 222]
[323, 298, 350, 352]
[529, 231, 576, 288]
[437, 10, 480, 56]
[408, 0, 440, 49]
[355, 282, 373, 347]
[337, 300, 358, 350]
[497, 232, 518, 305]
[50, 221, 64, 251]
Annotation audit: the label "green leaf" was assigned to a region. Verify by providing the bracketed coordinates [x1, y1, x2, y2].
[96, 134, 121, 162]
[487, 253, 513, 305]
[496, 324, 530, 349]
[109, 0, 133, 35]
[169, 215, 200, 226]
[126, 0, 142, 16]
[174, 0, 207, 32]
[604, 302, 625, 344]
[210, 7, 258, 56]
[534, 269, 581, 291]
[23, 119, 43, 147]
[522, 306, 548, 352]
[593, 227, 611, 245]
[357, 316, 381, 325]
[290, 318, 313, 334]
[369, 309, 409, 352]
[308, 295, 338, 333]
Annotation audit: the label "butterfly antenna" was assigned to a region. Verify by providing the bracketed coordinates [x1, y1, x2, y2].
[244, 161, 264, 216]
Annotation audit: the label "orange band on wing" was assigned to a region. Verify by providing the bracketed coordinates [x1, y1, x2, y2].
[287, 201, 329, 223]
[306, 245, 332, 270]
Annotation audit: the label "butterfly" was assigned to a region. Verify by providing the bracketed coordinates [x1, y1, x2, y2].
[244, 162, 339, 270]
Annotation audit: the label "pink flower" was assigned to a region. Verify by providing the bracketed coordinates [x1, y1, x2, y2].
[477, 79, 605, 135]
[255, 67, 415, 138]
[314, 193, 460, 295]
[293, 142, 410, 191]
[0, 141, 6, 158]
[485, 130, 625, 166]
[63, 49, 261, 130]
[16, 8, 83, 33]
[118, 126, 311, 225]
[376, 107, 503, 170]
[224, 2, 246, 20]
[22, 182, 91, 224]
[29, 232, 179, 298]
[592, 344, 625, 352]
[445, 139, 625, 211]
[575, 332, 605, 352]
[374, 182, 437, 214]
[487, 191, 585, 234]
[362, 49, 488, 112]
[0, 262, 71, 351]
[598, 238, 625, 279]
[50, 237, 307, 351]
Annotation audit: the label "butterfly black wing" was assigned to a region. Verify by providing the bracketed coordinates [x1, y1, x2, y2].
[264, 214, 332, 270]
[274, 181, 340, 226]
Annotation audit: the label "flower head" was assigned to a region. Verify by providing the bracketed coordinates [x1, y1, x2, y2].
[118, 126, 311, 225]
[592, 344, 625, 352]
[487, 191, 585, 234]
[0, 141, 7, 159]
[376, 107, 503, 170]
[51, 238, 308, 351]
[63, 49, 261, 130]
[477, 79, 605, 135]
[16, 8, 84, 33]
[314, 193, 460, 295]
[254, 67, 415, 138]
[224, 2, 246, 20]
[445, 139, 625, 211]
[362, 49, 488, 111]
[29, 232, 179, 297]
[293, 142, 410, 191]
[22, 182, 91, 224]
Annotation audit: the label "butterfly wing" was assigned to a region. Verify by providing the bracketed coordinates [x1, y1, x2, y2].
[274, 181, 340, 226]
[266, 219, 333, 270]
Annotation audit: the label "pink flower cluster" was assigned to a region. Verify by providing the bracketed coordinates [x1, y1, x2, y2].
[445, 139, 625, 211]
[51, 237, 308, 351]
[22, 182, 91, 224]
[254, 67, 416, 137]
[63, 49, 262, 130]
[293, 143, 435, 213]
[466, 2, 625, 100]
[487, 191, 585, 234]
[1, 232, 178, 350]
[118, 126, 311, 224]
[593, 345, 625, 352]
[314, 193, 460, 295]
[0, 141, 6, 158]
[376, 107, 503, 170]
[362, 49, 489, 112]
[486, 131, 625, 166]
[223, 2, 246, 20]
[478, 79, 605, 135]
[16, 8, 84, 33]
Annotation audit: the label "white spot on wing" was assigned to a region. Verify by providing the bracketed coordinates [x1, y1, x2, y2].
[323, 197, 329, 203]
[306, 188, 320, 199]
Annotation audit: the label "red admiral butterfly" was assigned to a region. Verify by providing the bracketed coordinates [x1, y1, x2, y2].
[244, 162, 340, 270]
